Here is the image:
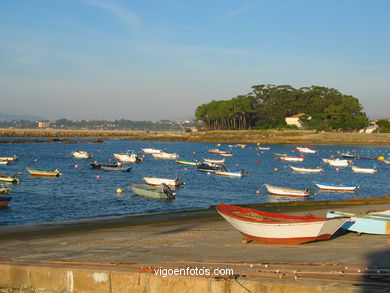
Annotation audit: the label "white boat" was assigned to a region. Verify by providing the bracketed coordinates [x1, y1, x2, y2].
[204, 158, 226, 164]
[383, 159, 390, 165]
[72, 150, 93, 159]
[220, 153, 233, 157]
[296, 147, 318, 154]
[0, 160, 10, 165]
[258, 146, 270, 150]
[314, 182, 359, 191]
[216, 203, 349, 245]
[141, 148, 162, 154]
[208, 148, 230, 154]
[0, 155, 17, 161]
[322, 158, 351, 167]
[280, 156, 305, 162]
[113, 152, 142, 163]
[263, 183, 310, 197]
[289, 165, 323, 173]
[152, 152, 179, 159]
[351, 165, 378, 174]
[215, 169, 247, 177]
[143, 176, 184, 187]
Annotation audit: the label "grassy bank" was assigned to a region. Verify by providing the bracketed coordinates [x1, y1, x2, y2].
[1, 128, 390, 144]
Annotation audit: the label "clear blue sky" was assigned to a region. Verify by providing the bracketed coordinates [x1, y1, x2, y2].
[1, 0, 389, 121]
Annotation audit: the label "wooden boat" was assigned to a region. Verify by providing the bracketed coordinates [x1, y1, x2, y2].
[215, 169, 248, 177]
[351, 165, 378, 174]
[176, 159, 199, 166]
[101, 165, 132, 172]
[141, 148, 162, 154]
[296, 146, 318, 154]
[280, 155, 304, 162]
[130, 183, 175, 200]
[208, 148, 230, 154]
[322, 158, 351, 167]
[152, 152, 179, 159]
[143, 176, 184, 187]
[0, 155, 17, 161]
[0, 174, 20, 184]
[327, 210, 390, 235]
[204, 158, 226, 164]
[113, 152, 142, 163]
[263, 184, 310, 197]
[289, 165, 323, 173]
[196, 163, 228, 173]
[0, 185, 11, 195]
[216, 203, 349, 245]
[0, 196, 12, 208]
[26, 168, 62, 177]
[314, 182, 358, 191]
[72, 150, 93, 159]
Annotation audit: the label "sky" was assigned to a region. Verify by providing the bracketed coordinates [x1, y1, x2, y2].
[0, 0, 389, 121]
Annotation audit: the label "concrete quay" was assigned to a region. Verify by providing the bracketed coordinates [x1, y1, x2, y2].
[0, 197, 389, 292]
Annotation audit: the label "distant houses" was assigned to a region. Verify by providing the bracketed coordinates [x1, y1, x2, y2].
[37, 121, 50, 128]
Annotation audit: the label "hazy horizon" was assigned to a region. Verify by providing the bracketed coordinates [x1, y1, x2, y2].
[1, 1, 389, 121]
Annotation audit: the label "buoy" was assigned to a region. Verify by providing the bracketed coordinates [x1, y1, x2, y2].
[207, 172, 211, 175]
[274, 168, 279, 172]
[336, 168, 339, 171]
[235, 164, 239, 167]
[217, 144, 221, 146]
[74, 164, 78, 168]
[256, 161, 260, 164]
[256, 190, 260, 194]
[116, 188, 123, 194]
[330, 155, 335, 158]
[96, 175, 100, 179]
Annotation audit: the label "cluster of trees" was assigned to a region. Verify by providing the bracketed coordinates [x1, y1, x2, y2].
[376, 120, 390, 133]
[195, 84, 369, 131]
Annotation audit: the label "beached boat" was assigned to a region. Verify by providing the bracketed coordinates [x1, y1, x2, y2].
[322, 158, 351, 167]
[176, 159, 199, 166]
[72, 150, 93, 159]
[152, 152, 179, 159]
[216, 203, 349, 245]
[208, 148, 230, 154]
[263, 183, 310, 197]
[289, 165, 323, 173]
[26, 168, 62, 177]
[130, 183, 175, 200]
[141, 148, 162, 154]
[0, 196, 12, 208]
[204, 158, 226, 164]
[296, 146, 318, 154]
[327, 210, 390, 235]
[280, 155, 305, 162]
[0, 174, 20, 184]
[0, 155, 17, 161]
[143, 176, 184, 187]
[351, 165, 378, 174]
[196, 163, 228, 173]
[113, 152, 142, 163]
[314, 182, 358, 191]
[0, 185, 11, 195]
[215, 169, 248, 177]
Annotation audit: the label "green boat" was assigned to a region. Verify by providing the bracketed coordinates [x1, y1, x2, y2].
[130, 183, 175, 200]
[26, 168, 62, 177]
[176, 159, 199, 166]
[0, 174, 20, 184]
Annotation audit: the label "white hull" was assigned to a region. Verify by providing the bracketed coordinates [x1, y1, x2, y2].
[351, 166, 378, 174]
[142, 148, 162, 154]
[314, 183, 358, 191]
[143, 176, 184, 187]
[204, 158, 226, 164]
[296, 147, 317, 154]
[215, 171, 244, 177]
[113, 153, 142, 163]
[322, 158, 351, 167]
[289, 166, 323, 173]
[280, 156, 304, 162]
[72, 151, 92, 159]
[264, 184, 309, 197]
[152, 152, 179, 159]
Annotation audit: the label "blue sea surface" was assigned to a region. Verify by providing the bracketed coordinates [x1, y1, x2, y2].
[0, 139, 389, 226]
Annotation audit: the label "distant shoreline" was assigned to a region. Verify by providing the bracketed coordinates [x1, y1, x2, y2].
[1, 128, 390, 144]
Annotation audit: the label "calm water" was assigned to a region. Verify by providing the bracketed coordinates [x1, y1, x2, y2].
[0, 139, 389, 226]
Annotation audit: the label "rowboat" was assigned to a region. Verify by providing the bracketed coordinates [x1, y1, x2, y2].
[196, 163, 228, 173]
[152, 152, 179, 159]
[216, 203, 349, 245]
[0, 185, 11, 195]
[351, 165, 378, 174]
[327, 210, 390, 235]
[130, 183, 175, 200]
[113, 152, 142, 163]
[0, 196, 12, 208]
[72, 150, 93, 159]
[141, 148, 162, 154]
[258, 146, 270, 150]
[296, 146, 318, 154]
[176, 159, 199, 166]
[280, 156, 304, 162]
[215, 169, 248, 177]
[322, 158, 351, 167]
[208, 148, 230, 154]
[143, 176, 184, 187]
[26, 168, 62, 177]
[314, 182, 358, 191]
[0, 174, 20, 184]
[263, 184, 310, 197]
[101, 165, 132, 172]
[204, 158, 226, 164]
[289, 165, 323, 173]
[90, 161, 121, 169]
[0, 155, 17, 161]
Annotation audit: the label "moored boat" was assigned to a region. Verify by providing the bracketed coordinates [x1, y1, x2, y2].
[101, 165, 132, 172]
[152, 152, 179, 159]
[0, 155, 17, 161]
[142, 148, 162, 154]
[26, 168, 62, 177]
[220, 153, 233, 157]
[90, 161, 122, 169]
[322, 158, 352, 167]
[216, 203, 349, 245]
[204, 158, 226, 164]
[143, 176, 184, 187]
[263, 183, 310, 197]
[176, 159, 199, 166]
[280, 155, 305, 162]
[289, 165, 323, 173]
[341, 153, 358, 159]
[215, 169, 248, 177]
[208, 148, 230, 154]
[196, 163, 228, 173]
[72, 150, 93, 159]
[114, 152, 142, 163]
[0, 196, 12, 208]
[296, 146, 318, 154]
[0, 185, 11, 194]
[130, 183, 175, 200]
[0, 174, 20, 184]
[0, 160, 10, 165]
[351, 165, 378, 174]
[314, 182, 358, 191]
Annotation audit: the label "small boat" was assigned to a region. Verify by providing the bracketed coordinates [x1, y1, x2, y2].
[314, 182, 358, 191]
[142, 148, 162, 154]
[296, 146, 318, 154]
[0, 174, 20, 184]
[130, 183, 175, 200]
[90, 161, 122, 169]
[215, 169, 248, 177]
[0, 196, 12, 208]
[273, 153, 288, 157]
[152, 152, 179, 159]
[258, 146, 270, 150]
[216, 203, 349, 245]
[204, 158, 226, 164]
[341, 153, 358, 159]
[327, 210, 390, 235]
[263, 184, 310, 197]
[280, 155, 305, 162]
[322, 158, 351, 167]
[0, 185, 11, 194]
[72, 150, 93, 159]
[220, 153, 233, 157]
[176, 159, 199, 166]
[208, 148, 230, 154]
[351, 165, 378, 174]
[143, 176, 184, 187]
[0, 160, 10, 165]
[26, 168, 62, 177]
[383, 159, 390, 165]
[196, 163, 228, 173]
[0, 155, 17, 161]
[289, 166, 323, 173]
[100, 165, 132, 172]
[113, 152, 142, 163]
